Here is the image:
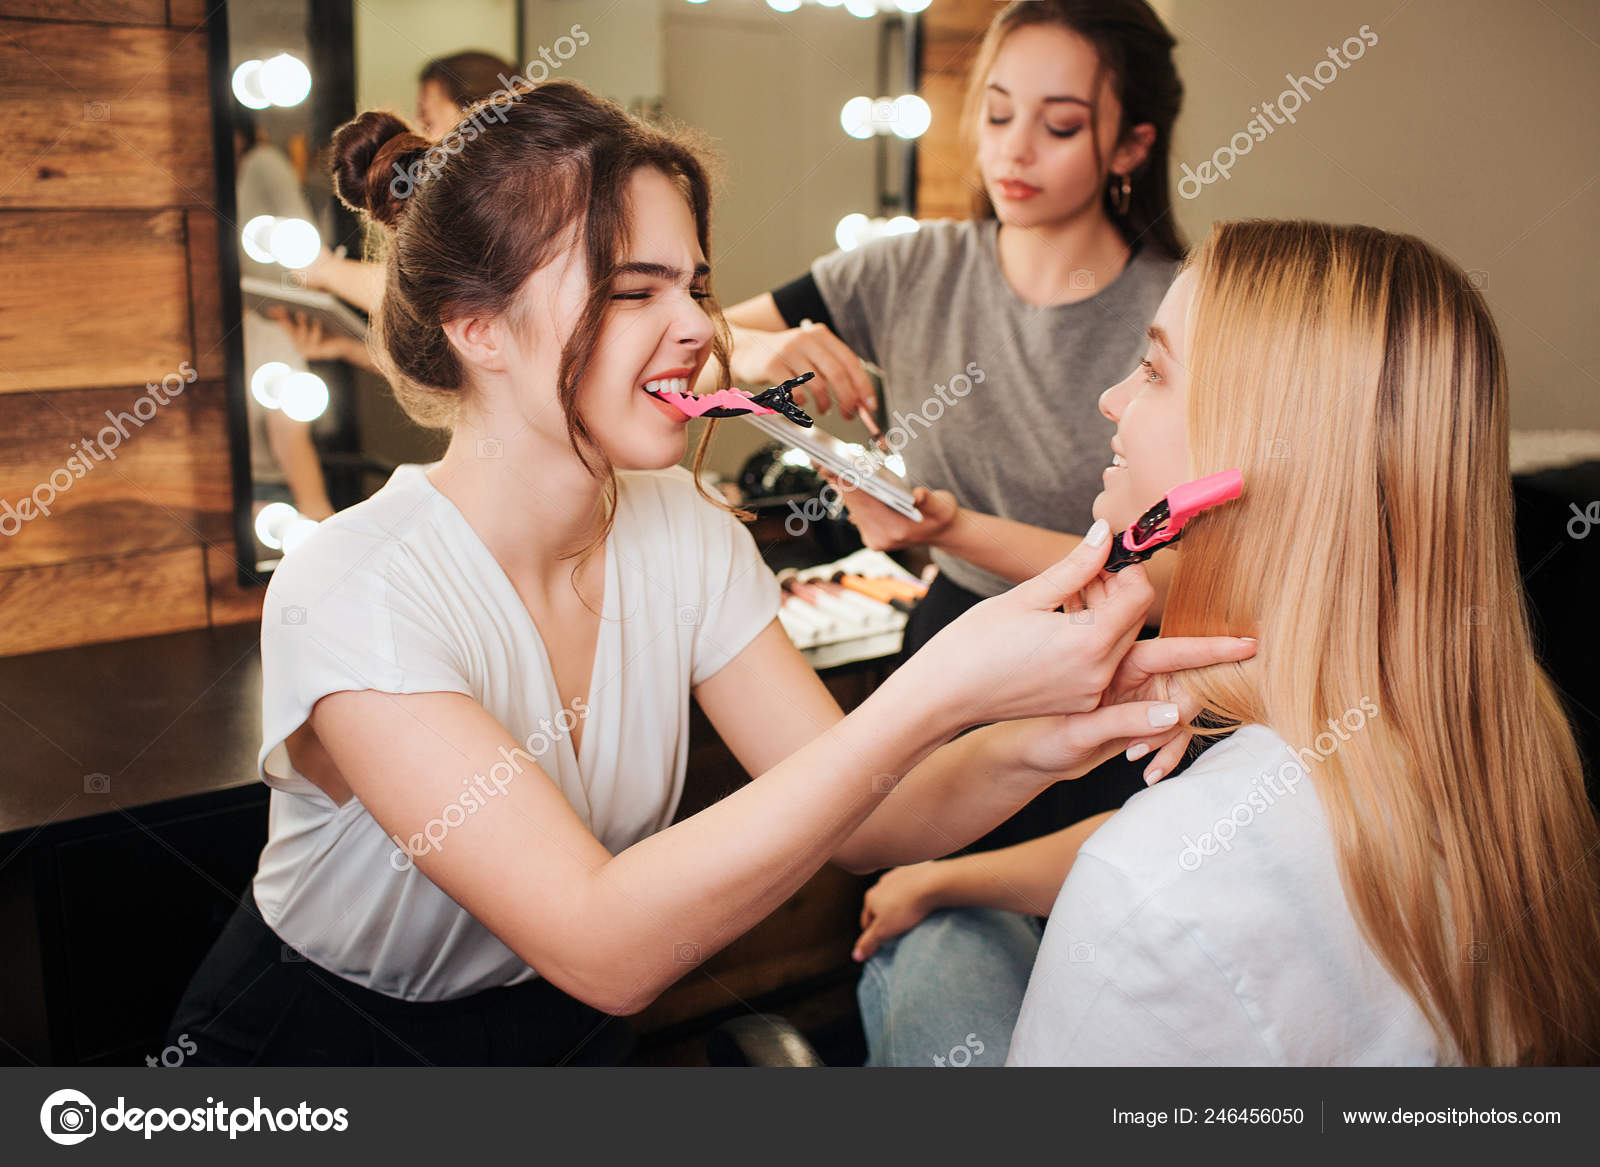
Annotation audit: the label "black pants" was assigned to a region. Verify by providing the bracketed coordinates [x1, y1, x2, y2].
[165, 886, 634, 1067]
[896, 571, 1151, 856]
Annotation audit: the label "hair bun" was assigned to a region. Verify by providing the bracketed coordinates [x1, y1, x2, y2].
[331, 110, 431, 229]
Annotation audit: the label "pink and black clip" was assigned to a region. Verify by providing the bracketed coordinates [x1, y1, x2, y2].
[1103, 468, 1244, 572]
[646, 371, 816, 427]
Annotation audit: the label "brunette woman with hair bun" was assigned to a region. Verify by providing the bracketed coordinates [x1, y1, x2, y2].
[164, 80, 1252, 1067]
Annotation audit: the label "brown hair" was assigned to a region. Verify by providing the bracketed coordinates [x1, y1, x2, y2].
[1166, 220, 1600, 1063]
[417, 51, 519, 118]
[961, 0, 1185, 261]
[330, 80, 736, 548]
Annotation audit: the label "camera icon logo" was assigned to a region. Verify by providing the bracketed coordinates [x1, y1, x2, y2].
[83, 102, 110, 122]
[871, 772, 897, 794]
[1069, 941, 1096, 963]
[84, 772, 111, 794]
[282, 269, 308, 290]
[282, 604, 307, 625]
[673, 941, 700, 963]
[1466, 269, 1489, 290]
[477, 437, 503, 459]
[1068, 608, 1094, 626]
[1464, 940, 1488, 963]
[1463, 605, 1487, 626]
[676, 605, 699, 626]
[281, 943, 307, 963]
[1267, 438, 1291, 460]
[40, 1088, 97, 1145]
[1069, 268, 1096, 291]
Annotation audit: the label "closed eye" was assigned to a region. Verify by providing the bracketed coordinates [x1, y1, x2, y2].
[1140, 358, 1162, 384]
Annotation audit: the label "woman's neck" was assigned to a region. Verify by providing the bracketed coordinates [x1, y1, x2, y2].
[427, 414, 607, 589]
[994, 209, 1132, 307]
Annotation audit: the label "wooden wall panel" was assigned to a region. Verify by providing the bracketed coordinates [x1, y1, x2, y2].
[0, 1, 164, 24]
[184, 208, 227, 381]
[0, 382, 231, 570]
[917, 0, 995, 220]
[0, 546, 209, 656]
[0, 5, 260, 658]
[0, 211, 193, 395]
[0, 17, 215, 210]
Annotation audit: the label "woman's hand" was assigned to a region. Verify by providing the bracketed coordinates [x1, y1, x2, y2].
[1011, 626, 1257, 785]
[853, 861, 944, 961]
[730, 319, 876, 420]
[905, 521, 1155, 728]
[821, 470, 958, 552]
[266, 307, 374, 370]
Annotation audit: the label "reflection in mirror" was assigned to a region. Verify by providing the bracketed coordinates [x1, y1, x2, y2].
[219, 0, 920, 577]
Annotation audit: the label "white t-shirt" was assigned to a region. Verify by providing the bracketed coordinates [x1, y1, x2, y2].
[1008, 724, 1446, 1065]
[252, 462, 780, 1001]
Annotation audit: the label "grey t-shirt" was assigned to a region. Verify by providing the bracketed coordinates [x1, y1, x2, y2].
[810, 218, 1176, 597]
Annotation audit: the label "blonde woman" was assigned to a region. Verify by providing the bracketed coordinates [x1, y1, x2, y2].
[999, 221, 1600, 1064]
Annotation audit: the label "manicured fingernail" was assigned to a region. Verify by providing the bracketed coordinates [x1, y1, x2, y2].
[868, 395, 879, 410]
[1148, 703, 1179, 728]
[851, 948, 863, 962]
[1085, 519, 1109, 548]
[1126, 743, 1151, 762]
[1238, 637, 1257, 644]
[1144, 767, 1165, 785]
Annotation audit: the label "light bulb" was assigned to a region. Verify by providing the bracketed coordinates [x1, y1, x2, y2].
[231, 60, 269, 110]
[766, 0, 802, 10]
[259, 53, 312, 108]
[895, 0, 931, 12]
[845, 0, 877, 17]
[840, 96, 874, 140]
[267, 218, 320, 268]
[891, 94, 930, 139]
[241, 215, 277, 264]
[885, 215, 919, 236]
[250, 361, 291, 409]
[278, 371, 329, 422]
[254, 501, 298, 550]
[835, 212, 871, 251]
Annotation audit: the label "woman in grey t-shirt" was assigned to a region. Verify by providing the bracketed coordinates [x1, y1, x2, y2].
[720, 0, 1188, 1064]
[726, 1, 1182, 834]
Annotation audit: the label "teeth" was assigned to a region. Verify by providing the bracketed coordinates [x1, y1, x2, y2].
[1111, 454, 1127, 467]
[644, 378, 689, 395]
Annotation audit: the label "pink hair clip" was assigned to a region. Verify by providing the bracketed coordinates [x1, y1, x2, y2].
[1104, 468, 1244, 572]
[646, 371, 815, 427]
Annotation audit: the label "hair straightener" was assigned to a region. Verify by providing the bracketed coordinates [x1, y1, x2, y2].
[1103, 468, 1244, 572]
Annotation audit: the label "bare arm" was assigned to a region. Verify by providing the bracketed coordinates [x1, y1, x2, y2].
[707, 291, 878, 419]
[851, 813, 1114, 961]
[306, 661, 958, 1018]
[264, 411, 334, 520]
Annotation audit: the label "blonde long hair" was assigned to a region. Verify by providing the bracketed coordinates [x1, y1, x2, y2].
[1164, 220, 1600, 1064]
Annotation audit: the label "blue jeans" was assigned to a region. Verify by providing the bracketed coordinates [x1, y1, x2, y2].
[856, 906, 1042, 1067]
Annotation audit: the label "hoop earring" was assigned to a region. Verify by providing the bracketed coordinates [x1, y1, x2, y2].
[1112, 173, 1132, 216]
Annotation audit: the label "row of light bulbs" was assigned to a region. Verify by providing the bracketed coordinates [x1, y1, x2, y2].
[690, 0, 930, 13]
[231, 54, 312, 110]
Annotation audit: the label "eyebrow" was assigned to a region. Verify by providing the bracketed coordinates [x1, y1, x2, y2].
[985, 83, 1091, 108]
[614, 261, 710, 282]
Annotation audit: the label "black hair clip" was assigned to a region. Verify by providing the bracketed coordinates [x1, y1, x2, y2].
[644, 371, 816, 427]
